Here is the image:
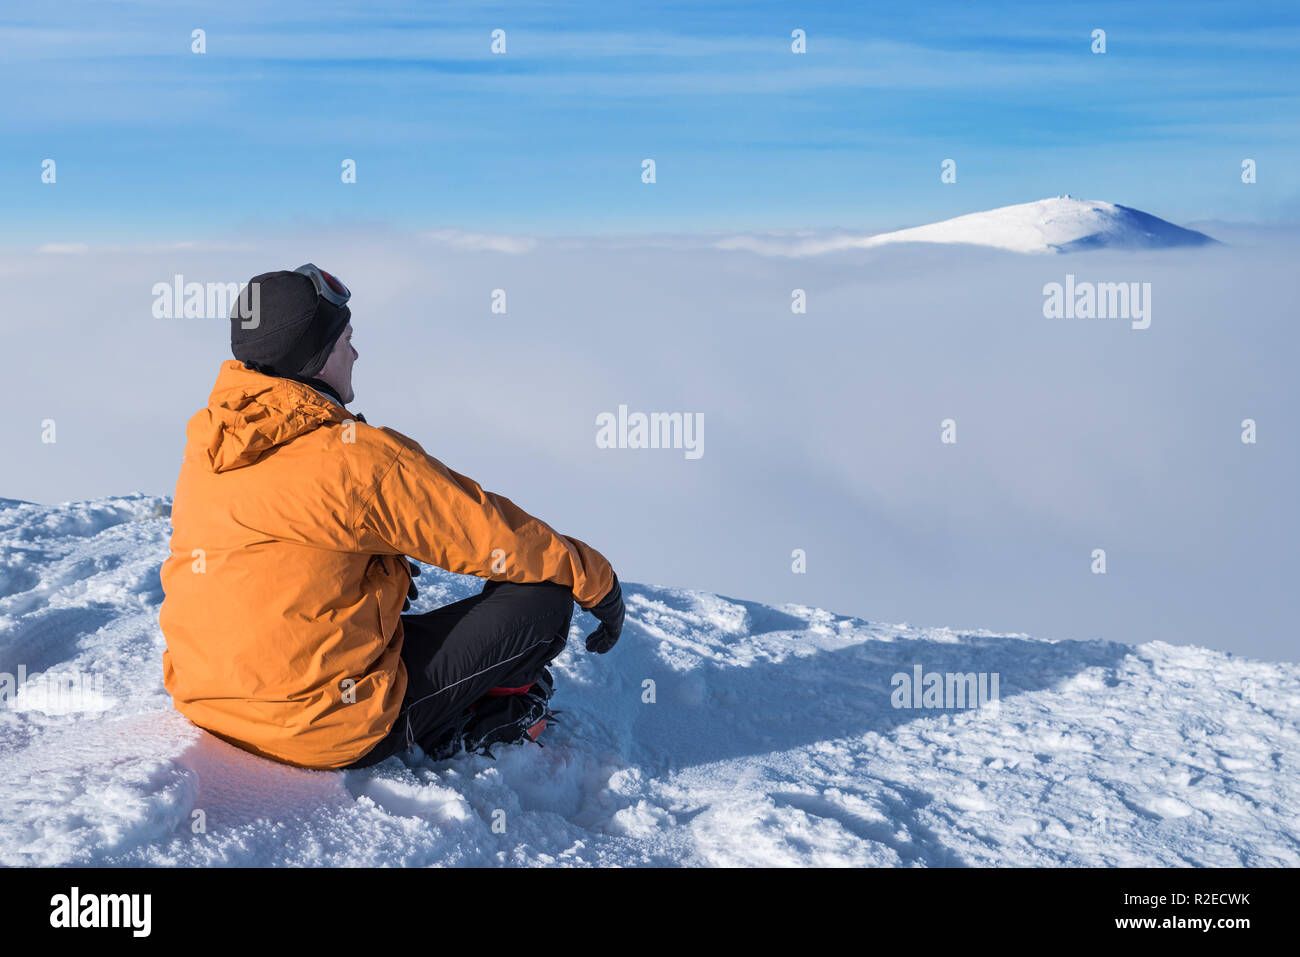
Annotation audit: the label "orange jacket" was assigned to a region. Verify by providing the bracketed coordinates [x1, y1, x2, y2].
[159, 360, 614, 769]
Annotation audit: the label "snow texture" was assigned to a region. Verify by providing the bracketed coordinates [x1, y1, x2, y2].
[0, 495, 1295, 867]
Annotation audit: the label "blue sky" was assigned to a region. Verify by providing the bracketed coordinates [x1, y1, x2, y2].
[1, 0, 1297, 243]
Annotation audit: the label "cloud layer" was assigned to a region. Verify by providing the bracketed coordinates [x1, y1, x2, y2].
[3, 226, 1295, 662]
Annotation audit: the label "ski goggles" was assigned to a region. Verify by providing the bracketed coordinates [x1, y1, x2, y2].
[294, 263, 351, 307]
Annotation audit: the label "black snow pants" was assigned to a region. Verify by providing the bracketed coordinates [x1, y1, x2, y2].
[344, 579, 574, 768]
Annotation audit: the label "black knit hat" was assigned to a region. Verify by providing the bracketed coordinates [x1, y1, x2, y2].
[229, 270, 351, 379]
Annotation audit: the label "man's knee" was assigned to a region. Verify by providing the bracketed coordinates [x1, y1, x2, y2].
[488, 580, 574, 628]
[537, 582, 575, 632]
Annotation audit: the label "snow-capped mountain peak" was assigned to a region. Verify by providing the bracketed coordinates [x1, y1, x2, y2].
[862, 196, 1218, 254]
[713, 197, 1220, 257]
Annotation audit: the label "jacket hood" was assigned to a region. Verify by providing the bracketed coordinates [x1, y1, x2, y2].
[192, 360, 350, 472]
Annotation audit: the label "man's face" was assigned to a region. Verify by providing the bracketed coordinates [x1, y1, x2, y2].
[317, 322, 357, 405]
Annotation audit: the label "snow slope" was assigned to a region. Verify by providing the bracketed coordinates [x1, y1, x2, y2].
[1, 495, 1296, 867]
[716, 197, 1219, 256]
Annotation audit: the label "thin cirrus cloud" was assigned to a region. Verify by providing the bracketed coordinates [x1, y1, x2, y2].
[0, 2, 1295, 237]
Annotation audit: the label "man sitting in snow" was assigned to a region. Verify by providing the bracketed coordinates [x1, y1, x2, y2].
[159, 264, 624, 770]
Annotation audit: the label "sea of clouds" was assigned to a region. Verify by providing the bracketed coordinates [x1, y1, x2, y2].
[2, 224, 1296, 660]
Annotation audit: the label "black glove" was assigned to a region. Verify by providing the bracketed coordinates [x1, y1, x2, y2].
[584, 574, 625, 654]
[402, 559, 421, 611]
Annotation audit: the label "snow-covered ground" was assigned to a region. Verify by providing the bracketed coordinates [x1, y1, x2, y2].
[716, 197, 1218, 256]
[1, 494, 1296, 867]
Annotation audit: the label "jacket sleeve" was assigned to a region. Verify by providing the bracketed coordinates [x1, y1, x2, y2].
[353, 440, 615, 609]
